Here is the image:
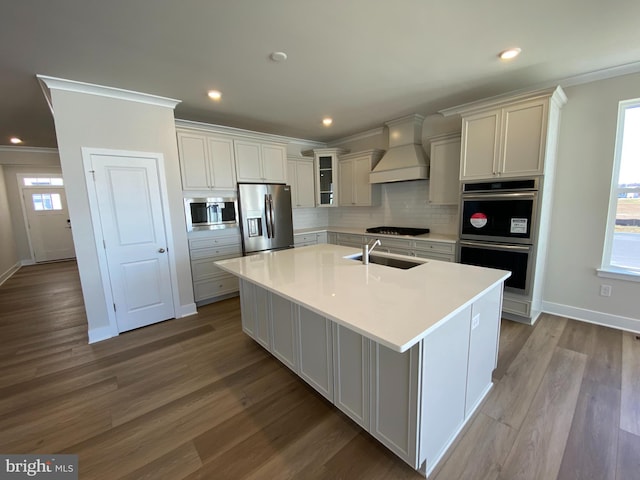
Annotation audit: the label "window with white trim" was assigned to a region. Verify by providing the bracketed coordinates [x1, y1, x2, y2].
[601, 98, 640, 278]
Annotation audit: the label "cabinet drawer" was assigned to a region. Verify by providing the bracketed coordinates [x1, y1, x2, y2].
[502, 297, 531, 316]
[412, 240, 456, 255]
[366, 236, 412, 250]
[336, 233, 363, 247]
[191, 254, 239, 281]
[294, 234, 318, 245]
[189, 234, 241, 250]
[412, 251, 455, 262]
[190, 244, 241, 260]
[193, 275, 239, 301]
[316, 232, 328, 244]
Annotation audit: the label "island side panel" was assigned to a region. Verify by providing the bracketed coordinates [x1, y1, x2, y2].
[420, 305, 471, 475]
[465, 284, 503, 416]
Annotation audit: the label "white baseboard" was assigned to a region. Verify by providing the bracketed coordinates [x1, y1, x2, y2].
[176, 303, 198, 318]
[0, 262, 21, 287]
[20, 259, 36, 266]
[88, 325, 118, 344]
[542, 301, 640, 334]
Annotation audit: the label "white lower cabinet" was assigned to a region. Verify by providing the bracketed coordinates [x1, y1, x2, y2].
[332, 324, 370, 428]
[270, 293, 298, 371]
[370, 342, 420, 467]
[239, 279, 500, 476]
[298, 307, 334, 401]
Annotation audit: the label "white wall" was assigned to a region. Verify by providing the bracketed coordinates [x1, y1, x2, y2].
[48, 87, 194, 341]
[544, 72, 640, 330]
[0, 148, 62, 262]
[0, 166, 19, 284]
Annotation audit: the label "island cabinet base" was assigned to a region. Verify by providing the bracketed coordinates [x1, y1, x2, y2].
[238, 279, 503, 477]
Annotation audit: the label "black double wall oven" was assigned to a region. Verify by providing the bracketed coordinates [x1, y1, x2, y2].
[459, 179, 538, 295]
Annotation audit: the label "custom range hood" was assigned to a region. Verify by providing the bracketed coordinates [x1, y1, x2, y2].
[369, 114, 428, 184]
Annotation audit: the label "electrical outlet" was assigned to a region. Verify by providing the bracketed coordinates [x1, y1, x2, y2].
[472, 314, 480, 329]
[600, 284, 612, 297]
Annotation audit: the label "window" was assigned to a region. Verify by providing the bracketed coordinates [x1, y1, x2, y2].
[32, 193, 63, 211]
[23, 177, 64, 186]
[600, 98, 640, 280]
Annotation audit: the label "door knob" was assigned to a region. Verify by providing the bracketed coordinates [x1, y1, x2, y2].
[158, 248, 166, 253]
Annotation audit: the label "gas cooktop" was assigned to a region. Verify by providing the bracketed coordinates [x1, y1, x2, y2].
[366, 226, 430, 236]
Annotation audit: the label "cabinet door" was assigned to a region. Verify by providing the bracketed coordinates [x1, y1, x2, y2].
[500, 99, 547, 177]
[353, 156, 373, 205]
[177, 132, 211, 190]
[239, 280, 256, 339]
[338, 160, 354, 206]
[460, 110, 501, 181]
[466, 285, 501, 416]
[270, 293, 297, 372]
[262, 144, 287, 183]
[254, 285, 271, 350]
[207, 136, 236, 189]
[370, 342, 420, 467]
[234, 140, 263, 182]
[333, 324, 369, 428]
[298, 307, 333, 401]
[287, 161, 299, 206]
[296, 160, 316, 207]
[429, 136, 461, 205]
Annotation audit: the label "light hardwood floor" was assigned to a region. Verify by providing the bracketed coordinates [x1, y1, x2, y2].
[1, 261, 639, 479]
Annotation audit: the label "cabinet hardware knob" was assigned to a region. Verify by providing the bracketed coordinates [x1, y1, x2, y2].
[158, 248, 166, 253]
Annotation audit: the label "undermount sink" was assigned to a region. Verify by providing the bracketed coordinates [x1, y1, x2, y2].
[347, 254, 424, 270]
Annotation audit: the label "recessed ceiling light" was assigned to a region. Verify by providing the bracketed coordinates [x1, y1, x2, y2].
[322, 118, 333, 127]
[499, 48, 522, 60]
[270, 51, 288, 63]
[10, 137, 23, 144]
[207, 90, 222, 100]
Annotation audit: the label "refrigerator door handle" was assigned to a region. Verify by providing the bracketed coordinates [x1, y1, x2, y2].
[264, 194, 272, 238]
[269, 194, 276, 237]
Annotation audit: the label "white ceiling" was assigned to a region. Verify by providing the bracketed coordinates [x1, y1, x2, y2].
[2, 0, 640, 148]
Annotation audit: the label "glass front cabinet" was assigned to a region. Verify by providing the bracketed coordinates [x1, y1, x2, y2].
[312, 148, 348, 207]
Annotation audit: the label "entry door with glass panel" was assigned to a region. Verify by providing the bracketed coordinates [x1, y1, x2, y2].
[22, 178, 75, 262]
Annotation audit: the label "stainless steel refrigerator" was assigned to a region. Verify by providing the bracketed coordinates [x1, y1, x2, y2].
[237, 183, 294, 255]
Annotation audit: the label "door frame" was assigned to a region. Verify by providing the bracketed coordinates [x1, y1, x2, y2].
[17, 172, 67, 264]
[81, 147, 181, 337]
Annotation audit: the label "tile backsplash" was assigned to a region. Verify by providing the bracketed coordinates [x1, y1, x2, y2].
[292, 180, 459, 235]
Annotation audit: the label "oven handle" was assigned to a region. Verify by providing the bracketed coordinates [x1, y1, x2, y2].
[461, 192, 537, 200]
[460, 240, 531, 252]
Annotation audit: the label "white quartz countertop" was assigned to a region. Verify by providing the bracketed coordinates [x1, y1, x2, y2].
[294, 226, 458, 243]
[215, 244, 509, 352]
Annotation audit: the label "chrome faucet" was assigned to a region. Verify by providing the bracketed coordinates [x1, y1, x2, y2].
[362, 238, 381, 265]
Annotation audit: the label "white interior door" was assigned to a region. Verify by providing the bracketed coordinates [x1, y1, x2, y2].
[91, 153, 175, 333]
[23, 187, 75, 262]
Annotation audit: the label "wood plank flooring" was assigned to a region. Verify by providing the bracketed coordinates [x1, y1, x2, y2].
[1, 261, 639, 479]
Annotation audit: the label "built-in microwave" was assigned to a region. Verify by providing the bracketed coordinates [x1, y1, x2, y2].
[184, 197, 237, 231]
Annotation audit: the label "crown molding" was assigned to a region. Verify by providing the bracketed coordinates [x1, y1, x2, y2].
[0, 145, 58, 154]
[175, 118, 325, 147]
[37, 75, 181, 109]
[327, 126, 385, 147]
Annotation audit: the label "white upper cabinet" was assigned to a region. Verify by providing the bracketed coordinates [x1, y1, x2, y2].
[177, 131, 236, 190]
[235, 139, 287, 183]
[288, 156, 315, 208]
[428, 133, 461, 205]
[338, 149, 383, 206]
[453, 87, 567, 181]
[313, 148, 347, 207]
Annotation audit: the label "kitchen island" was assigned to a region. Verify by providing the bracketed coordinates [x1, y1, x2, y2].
[215, 244, 510, 476]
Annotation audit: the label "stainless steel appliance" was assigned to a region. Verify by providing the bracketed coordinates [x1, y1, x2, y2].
[366, 226, 430, 236]
[459, 179, 538, 294]
[184, 197, 237, 231]
[237, 183, 294, 255]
